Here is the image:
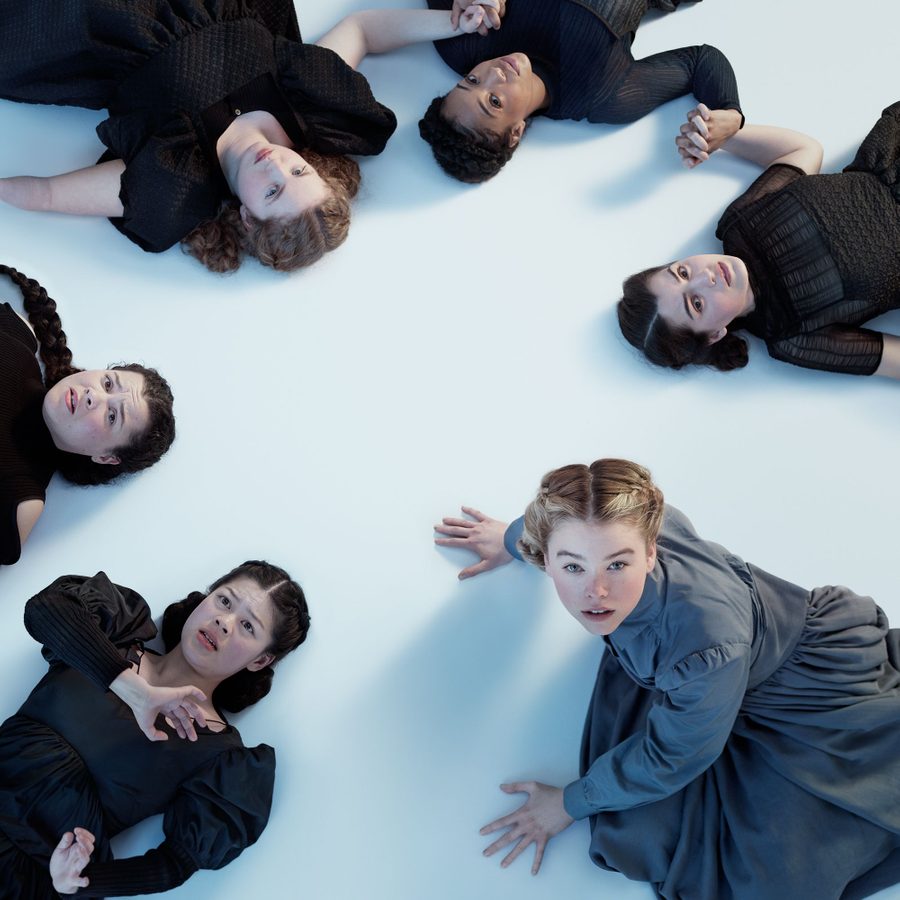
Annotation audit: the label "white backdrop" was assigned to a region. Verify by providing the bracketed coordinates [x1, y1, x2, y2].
[1, 1, 899, 897]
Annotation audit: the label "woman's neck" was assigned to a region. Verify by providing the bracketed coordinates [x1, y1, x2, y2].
[216, 110, 293, 192]
[528, 72, 550, 117]
[142, 644, 220, 703]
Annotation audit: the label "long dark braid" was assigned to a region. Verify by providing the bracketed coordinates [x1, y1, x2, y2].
[0, 264, 78, 386]
[2, 265, 176, 485]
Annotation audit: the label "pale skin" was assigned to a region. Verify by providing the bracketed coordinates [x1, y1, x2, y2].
[47, 576, 277, 891]
[0, 4, 495, 222]
[673, 104, 900, 380]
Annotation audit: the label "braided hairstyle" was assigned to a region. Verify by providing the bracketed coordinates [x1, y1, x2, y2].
[1, 264, 176, 485]
[518, 459, 665, 568]
[161, 560, 310, 713]
[181, 151, 360, 273]
[617, 265, 749, 372]
[418, 96, 518, 183]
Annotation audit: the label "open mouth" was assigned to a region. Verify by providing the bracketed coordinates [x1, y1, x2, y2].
[198, 629, 217, 651]
[582, 608, 613, 620]
[66, 388, 77, 414]
[718, 261, 731, 287]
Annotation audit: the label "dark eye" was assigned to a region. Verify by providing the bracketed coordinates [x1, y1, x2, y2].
[242, 620, 254, 634]
[489, 94, 501, 109]
[466, 74, 477, 84]
[107, 409, 116, 426]
[691, 295, 703, 313]
[677, 265, 688, 279]
[104, 375, 112, 390]
[219, 594, 231, 607]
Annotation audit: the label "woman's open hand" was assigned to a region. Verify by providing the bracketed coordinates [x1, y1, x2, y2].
[452, 0, 506, 34]
[50, 828, 94, 893]
[110, 668, 208, 742]
[676, 103, 743, 168]
[480, 782, 574, 875]
[434, 506, 513, 580]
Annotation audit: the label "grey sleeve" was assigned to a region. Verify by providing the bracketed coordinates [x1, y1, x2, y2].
[503, 516, 526, 561]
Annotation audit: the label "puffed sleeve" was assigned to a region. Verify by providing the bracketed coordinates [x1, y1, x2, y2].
[0, 500, 23, 566]
[275, 40, 397, 157]
[716, 164, 806, 240]
[96, 112, 224, 252]
[563, 641, 751, 818]
[23, 572, 157, 689]
[844, 99, 900, 199]
[74, 745, 276, 897]
[503, 516, 526, 561]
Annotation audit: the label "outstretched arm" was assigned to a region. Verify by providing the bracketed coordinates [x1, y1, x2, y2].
[678, 105, 823, 174]
[316, 3, 501, 70]
[0, 160, 125, 217]
[434, 506, 514, 579]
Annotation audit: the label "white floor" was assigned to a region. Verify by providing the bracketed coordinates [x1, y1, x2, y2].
[1, 1, 899, 897]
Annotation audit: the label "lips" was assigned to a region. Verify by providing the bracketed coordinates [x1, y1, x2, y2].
[500, 55, 519, 76]
[255, 148, 272, 164]
[583, 608, 613, 618]
[718, 261, 731, 287]
[198, 630, 217, 651]
[66, 388, 77, 414]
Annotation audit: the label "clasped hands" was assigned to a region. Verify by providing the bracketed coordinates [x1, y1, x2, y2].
[676, 102, 743, 168]
[452, 0, 508, 35]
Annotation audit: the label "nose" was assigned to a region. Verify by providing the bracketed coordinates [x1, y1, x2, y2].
[586, 575, 608, 600]
[215, 616, 230, 636]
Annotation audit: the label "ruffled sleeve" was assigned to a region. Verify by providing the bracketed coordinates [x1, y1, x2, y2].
[844, 99, 900, 200]
[275, 40, 397, 157]
[563, 640, 751, 818]
[74, 745, 276, 897]
[23, 572, 157, 689]
[96, 111, 224, 252]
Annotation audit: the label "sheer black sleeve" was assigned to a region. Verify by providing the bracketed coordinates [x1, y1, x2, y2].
[23, 572, 157, 689]
[596, 44, 741, 125]
[766, 327, 883, 376]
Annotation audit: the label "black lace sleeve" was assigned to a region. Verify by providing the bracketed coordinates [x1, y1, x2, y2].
[766, 327, 883, 376]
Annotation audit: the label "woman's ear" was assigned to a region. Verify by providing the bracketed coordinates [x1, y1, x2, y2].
[91, 453, 121, 465]
[645, 541, 657, 571]
[507, 121, 526, 148]
[247, 652, 275, 672]
[707, 327, 727, 345]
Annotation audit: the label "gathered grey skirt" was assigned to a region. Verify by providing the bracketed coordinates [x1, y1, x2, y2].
[583, 585, 900, 900]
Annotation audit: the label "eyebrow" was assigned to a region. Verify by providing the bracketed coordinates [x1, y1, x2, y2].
[453, 82, 495, 119]
[556, 550, 584, 560]
[605, 548, 635, 561]
[113, 372, 127, 431]
[224, 586, 267, 632]
[667, 267, 694, 320]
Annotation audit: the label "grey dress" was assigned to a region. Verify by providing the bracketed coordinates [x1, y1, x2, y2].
[505, 506, 900, 899]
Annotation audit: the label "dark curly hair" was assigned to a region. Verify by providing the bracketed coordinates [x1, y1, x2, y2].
[181, 151, 361, 273]
[1, 264, 176, 485]
[418, 95, 519, 183]
[617, 265, 749, 372]
[161, 560, 310, 713]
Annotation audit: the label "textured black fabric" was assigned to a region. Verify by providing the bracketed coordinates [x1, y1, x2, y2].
[428, 0, 740, 124]
[718, 110, 900, 375]
[0, 304, 56, 566]
[0, 0, 397, 252]
[0, 574, 275, 897]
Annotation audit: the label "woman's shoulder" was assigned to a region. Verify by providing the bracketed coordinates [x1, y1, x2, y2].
[716, 163, 808, 240]
[0, 302, 38, 355]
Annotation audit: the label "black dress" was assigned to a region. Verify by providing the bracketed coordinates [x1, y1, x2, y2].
[0, 0, 397, 252]
[718, 101, 900, 375]
[0, 573, 275, 898]
[0, 304, 56, 566]
[427, 0, 741, 124]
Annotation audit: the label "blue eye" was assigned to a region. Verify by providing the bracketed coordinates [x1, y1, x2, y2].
[564, 563, 583, 573]
[265, 186, 278, 199]
[607, 561, 626, 572]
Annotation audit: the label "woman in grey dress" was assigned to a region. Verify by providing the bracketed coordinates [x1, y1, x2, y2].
[434, 458, 900, 899]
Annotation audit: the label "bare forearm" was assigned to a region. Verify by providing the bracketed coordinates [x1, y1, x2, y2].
[874, 334, 900, 380]
[0, 160, 124, 216]
[317, 10, 459, 69]
[723, 124, 823, 174]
